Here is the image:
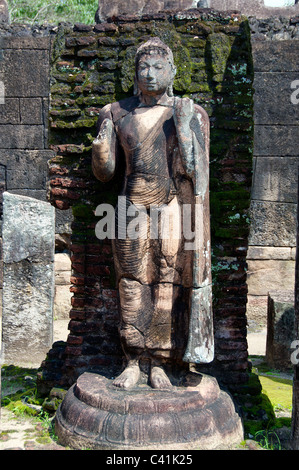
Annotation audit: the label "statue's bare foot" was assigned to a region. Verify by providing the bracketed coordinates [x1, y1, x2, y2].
[150, 366, 172, 390]
[112, 362, 140, 390]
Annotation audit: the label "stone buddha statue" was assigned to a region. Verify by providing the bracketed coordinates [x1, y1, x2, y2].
[92, 37, 213, 390]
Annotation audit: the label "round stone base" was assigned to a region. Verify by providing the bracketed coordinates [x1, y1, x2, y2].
[55, 371, 243, 450]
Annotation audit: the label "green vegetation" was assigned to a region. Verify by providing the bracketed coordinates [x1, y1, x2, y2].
[239, 358, 293, 450]
[7, 0, 97, 25]
[1, 365, 65, 447]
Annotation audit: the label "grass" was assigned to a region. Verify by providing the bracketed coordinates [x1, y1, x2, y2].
[6, 0, 97, 25]
[259, 375, 293, 412]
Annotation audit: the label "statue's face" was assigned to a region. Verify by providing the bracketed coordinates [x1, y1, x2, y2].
[136, 53, 175, 97]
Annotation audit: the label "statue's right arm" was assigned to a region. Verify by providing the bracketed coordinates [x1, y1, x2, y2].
[92, 104, 117, 182]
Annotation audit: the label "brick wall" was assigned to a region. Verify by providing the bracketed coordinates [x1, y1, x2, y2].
[37, 10, 254, 394]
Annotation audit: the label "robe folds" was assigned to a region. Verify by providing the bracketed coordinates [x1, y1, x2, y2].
[92, 95, 214, 364]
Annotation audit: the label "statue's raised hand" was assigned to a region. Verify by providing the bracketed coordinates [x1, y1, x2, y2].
[173, 97, 194, 131]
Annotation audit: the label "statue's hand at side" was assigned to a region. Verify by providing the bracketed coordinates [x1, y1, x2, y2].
[92, 118, 116, 183]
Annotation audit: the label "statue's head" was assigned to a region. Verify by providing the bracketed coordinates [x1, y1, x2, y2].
[134, 38, 177, 97]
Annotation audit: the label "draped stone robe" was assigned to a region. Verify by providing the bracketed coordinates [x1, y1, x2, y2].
[93, 95, 214, 364]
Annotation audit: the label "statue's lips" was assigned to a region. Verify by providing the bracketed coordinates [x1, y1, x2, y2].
[144, 82, 157, 87]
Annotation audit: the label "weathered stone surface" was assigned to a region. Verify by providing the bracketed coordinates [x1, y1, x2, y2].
[2, 192, 55, 367]
[1, 150, 53, 189]
[20, 98, 43, 125]
[55, 371, 243, 450]
[247, 246, 294, 261]
[95, 0, 198, 22]
[251, 157, 298, 204]
[252, 41, 299, 73]
[254, 126, 299, 157]
[54, 253, 71, 320]
[0, 36, 50, 50]
[246, 295, 268, 328]
[249, 200, 297, 247]
[247, 259, 295, 297]
[0, 50, 49, 98]
[0, 125, 44, 149]
[266, 290, 295, 370]
[0, 98, 20, 124]
[254, 73, 299, 125]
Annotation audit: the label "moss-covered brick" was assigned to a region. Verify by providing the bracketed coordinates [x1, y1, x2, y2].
[207, 32, 232, 76]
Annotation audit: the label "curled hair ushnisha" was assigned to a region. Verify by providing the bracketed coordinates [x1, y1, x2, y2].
[134, 38, 176, 97]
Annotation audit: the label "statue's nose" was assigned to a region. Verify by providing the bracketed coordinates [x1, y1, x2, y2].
[146, 68, 155, 80]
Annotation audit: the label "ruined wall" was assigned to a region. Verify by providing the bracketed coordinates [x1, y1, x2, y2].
[246, 17, 299, 328]
[37, 10, 254, 394]
[0, 24, 73, 333]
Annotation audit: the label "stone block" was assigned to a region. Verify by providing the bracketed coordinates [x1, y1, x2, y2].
[254, 72, 299, 125]
[55, 253, 71, 273]
[247, 259, 295, 296]
[0, 125, 44, 149]
[252, 41, 299, 72]
[54, 285, 72, 320]
[246, 295, 268, 328]
[247, 246, 293, 261]
[20, 98, 43, 124]
[2, 192, 55, 367]
[54, 254, 71, 319]
[266, 290, 295, 370]
[2, 150, 54, 189]
[0, 36, 50, 50]
[251, 156, 299, 204]
[248, 200, 297, 247]
[254, 125, 299, 156]
[0, 98, 20, 124]
[0, 50, 49, 98]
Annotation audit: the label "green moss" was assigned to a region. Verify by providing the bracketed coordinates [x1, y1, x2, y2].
[6, 400, 39, 417]
[207, 32, 232, 76]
